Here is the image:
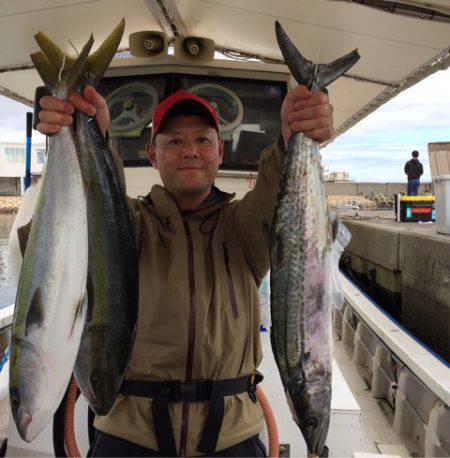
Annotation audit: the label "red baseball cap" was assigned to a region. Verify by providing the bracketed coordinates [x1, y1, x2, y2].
[151, 89, 219, 140]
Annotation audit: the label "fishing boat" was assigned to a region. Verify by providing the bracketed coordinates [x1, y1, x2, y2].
[0, 1, 449, 456]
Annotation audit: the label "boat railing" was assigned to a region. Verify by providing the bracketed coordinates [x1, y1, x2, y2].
[335, 272, 449, 457]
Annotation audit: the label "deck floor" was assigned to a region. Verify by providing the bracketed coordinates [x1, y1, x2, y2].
[333, 334, 415, 457]
[2, 334, 417, 457]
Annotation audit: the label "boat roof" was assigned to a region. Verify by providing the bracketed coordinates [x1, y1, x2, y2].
[0, 0, 449, 140]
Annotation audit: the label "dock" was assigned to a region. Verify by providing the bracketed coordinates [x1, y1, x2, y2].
[342, 212, 450, 362]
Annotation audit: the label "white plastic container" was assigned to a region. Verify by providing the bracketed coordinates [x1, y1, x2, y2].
[433, 175, 450, 235]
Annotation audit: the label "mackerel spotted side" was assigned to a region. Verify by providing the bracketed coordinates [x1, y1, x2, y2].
[270, 132, 334, 456]
[270, 21, 360, 457]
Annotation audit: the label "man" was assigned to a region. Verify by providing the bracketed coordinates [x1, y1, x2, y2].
[404, 150, 424, 196]
[37, 84, 334, 457]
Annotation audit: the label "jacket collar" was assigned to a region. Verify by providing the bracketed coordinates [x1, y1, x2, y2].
[140, 185, 235, 221]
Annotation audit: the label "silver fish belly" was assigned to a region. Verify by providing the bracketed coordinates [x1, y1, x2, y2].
[10, 125, 88, 442]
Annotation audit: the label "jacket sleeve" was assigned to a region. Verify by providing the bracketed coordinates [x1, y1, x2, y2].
[419, 162, 424, 176]
[404, 161, 409, 175]
[231, 139, 285, 284]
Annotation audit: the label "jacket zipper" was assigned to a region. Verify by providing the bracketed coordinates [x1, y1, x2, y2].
[180, 216, 196, 457]
[222, 242, 239, 319]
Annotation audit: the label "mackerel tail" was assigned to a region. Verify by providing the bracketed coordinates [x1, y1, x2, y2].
[271, 21, 359, 458]
[275, 20, 359, 92]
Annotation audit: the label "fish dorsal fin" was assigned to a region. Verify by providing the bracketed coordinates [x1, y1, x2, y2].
[86, 18, 125, 86]
[17, 219, 33, 257]
[275, 20, 360, 92]
[25, 287, 44, 335]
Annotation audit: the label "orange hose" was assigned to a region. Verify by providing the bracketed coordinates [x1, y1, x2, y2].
[64, 376, 80, 458]
[256, 386, 279, 458]
[62, 377, 278, 458]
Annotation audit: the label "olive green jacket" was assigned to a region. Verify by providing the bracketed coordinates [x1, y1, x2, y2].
[94, 142, 284, 456]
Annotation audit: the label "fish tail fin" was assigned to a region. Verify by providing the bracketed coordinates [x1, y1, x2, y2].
[25, 287, 44, 334]
[32, 32, 94, 92]
[34, 31, 74, 72]
[275, 20, 360, 91]
[314, 49, 361, 91]
[30, 51, 59, 92]
[86, 18, 125, 86]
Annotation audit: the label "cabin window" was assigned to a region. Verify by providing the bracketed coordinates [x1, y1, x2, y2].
[99, 73, 286, 171]
[36, 149, 46, 164]
[4, 147, 25, 163]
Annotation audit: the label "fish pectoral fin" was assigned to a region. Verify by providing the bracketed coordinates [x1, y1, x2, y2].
[17, 219, 33, 257]
[86, 274, 95, 323]
[25, 287, 44, 335]
[69, 292, 88, 337]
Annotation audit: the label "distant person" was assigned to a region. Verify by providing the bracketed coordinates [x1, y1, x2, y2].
[404, 150, 424, 196]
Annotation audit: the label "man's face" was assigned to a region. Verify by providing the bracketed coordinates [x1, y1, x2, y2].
[147, 114, 223, 201]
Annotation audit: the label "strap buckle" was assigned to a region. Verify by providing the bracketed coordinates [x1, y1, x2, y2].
[248, 371, 263, 403]
[169, 379, 212, 402]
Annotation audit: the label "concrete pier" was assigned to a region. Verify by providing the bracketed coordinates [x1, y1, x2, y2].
[342, 214, 450, 362]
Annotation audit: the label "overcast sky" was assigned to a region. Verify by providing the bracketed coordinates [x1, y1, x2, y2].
[0, 66, 449, 182]
[322, 67, 450, 182]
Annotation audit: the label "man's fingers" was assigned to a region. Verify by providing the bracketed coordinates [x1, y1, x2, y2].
[68, 92, 96, 116]
[39, 109, 73, 126]
[294, 91, 329, 110]
[285, 85, 312, 103]
[36, 122, 60, 135]
[83, 85, 107, 110]
[304, 126, 335, 142]
[290, 116, 332, 133]
[288, 104, 333, 123]
[39, 95, 74, 114]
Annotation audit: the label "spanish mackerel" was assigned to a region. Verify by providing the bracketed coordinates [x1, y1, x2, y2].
[270, 21, 359, 457]
[34, 19, 139, 415]
[9, 37, 93, 441]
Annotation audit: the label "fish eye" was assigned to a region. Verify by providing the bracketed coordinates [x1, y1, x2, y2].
[305, 416, 318, 430]
[90, 374, 102, 389]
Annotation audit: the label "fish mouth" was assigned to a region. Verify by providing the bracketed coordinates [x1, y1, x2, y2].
[17, 410, 32, 440]
[85, 386, 110, 416]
